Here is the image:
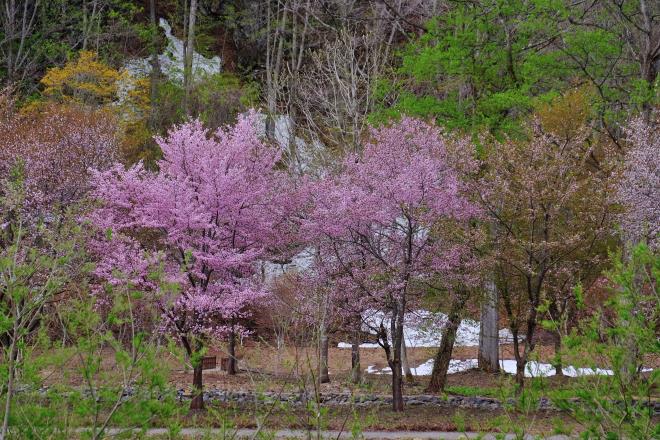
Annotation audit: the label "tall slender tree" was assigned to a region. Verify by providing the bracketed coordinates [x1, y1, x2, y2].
[183, 0, 198, 116]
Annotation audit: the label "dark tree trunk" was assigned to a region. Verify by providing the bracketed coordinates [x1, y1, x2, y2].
[390, 304, 405, 412]
[190, 362, 204, 410]
[426, 306, 461, 393]
[515, 358, 525, 389]
[502, 273, 542, 393]
[478, 278, 500, 372]
[391, 360, 403, 412]
[553, 331, 563, 377]
[508, 324, 524, 391]
[183, 0, 197, 116]
[547, 300, 564, 377]
[427, 291, 469, 392]
[512, 301, 539, 392]
[350, 324, 361, 383]
[227, 331, 237, 375]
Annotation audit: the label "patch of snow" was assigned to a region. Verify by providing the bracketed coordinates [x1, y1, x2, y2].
[337, 342, 380, 349]
[498, 328, 516, 344]
[365, 365, 382, 374]
[338, 309, 520, 349]
[366, 359, 478, 376]
[124, 18, 221, 83]
[365, 358, 652, 378]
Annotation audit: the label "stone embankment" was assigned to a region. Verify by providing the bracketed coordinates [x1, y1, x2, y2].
[178, 389, 660, 415]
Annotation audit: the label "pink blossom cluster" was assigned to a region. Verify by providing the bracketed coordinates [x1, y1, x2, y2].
[302, 118, 480, 338]
[90, 111, 297, 341]
[90, 113, 480, 359]
[618, 116, 659, 249]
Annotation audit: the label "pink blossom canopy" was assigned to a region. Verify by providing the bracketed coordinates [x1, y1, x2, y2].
[90, 111, 295, 339]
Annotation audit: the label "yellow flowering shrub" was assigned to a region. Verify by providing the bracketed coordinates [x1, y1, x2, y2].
[41, 51, 125, 105]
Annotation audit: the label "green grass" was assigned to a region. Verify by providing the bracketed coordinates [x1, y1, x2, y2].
[444, 385, 500, 398]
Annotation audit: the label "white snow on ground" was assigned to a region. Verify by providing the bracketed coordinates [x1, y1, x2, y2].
[118, 19, 222, 107]
[351, 309, 654, 378]
[125, 18, 221, 82]
[365, 359, 629, 378]
[338, 342, 379, 348]
[366, 359, 479, 376]
[338, 309, 518, 349]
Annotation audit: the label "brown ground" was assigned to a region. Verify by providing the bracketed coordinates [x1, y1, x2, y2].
[40, 340, 659, 396]
[165, 342, 658, 395]
[37, 341, 659, 435]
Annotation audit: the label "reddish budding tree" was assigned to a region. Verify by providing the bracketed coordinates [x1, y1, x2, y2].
[0, 102, 119, 221]
[475, 120, 616, 388]
[91, 112, 297, 410]
[304, 118, 478, 411]
[0, 98, 120, 347]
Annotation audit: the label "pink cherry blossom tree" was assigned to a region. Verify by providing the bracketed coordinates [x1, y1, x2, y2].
[90, 112, 297, 410]
[618, 115, 659, 250]
[304, 118, 479, 411]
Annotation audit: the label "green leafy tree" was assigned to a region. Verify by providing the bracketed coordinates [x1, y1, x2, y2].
[374, 0, 659, 138]
[565, 0, 660, 122]
[554, 243, 659, 439]
[373, 0, 570, 136]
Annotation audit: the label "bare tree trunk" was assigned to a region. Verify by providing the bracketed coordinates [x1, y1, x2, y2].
[401, 335, 414, 383]
[148, 0, 161, 129]
[227, 330, 237, 375]
[183, 0, 197, 116]
[478, 278, 499, 372]
[501, 273, 541, 393]
[350, 319, 361, 383]
[319, 326, 330, 384]
[510, 324, 525, 390]
[637, 0, 659, 114]
[3, 0, 16, 83]
[426, 307, 461, 393]
[515, 355, 525, 389]
[264, 1, 287, 139]
[2, 0, 39, 85]
[391, 355, 403, 412]
[350, 340, 361, 384]
[189, 361, 204, 410]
